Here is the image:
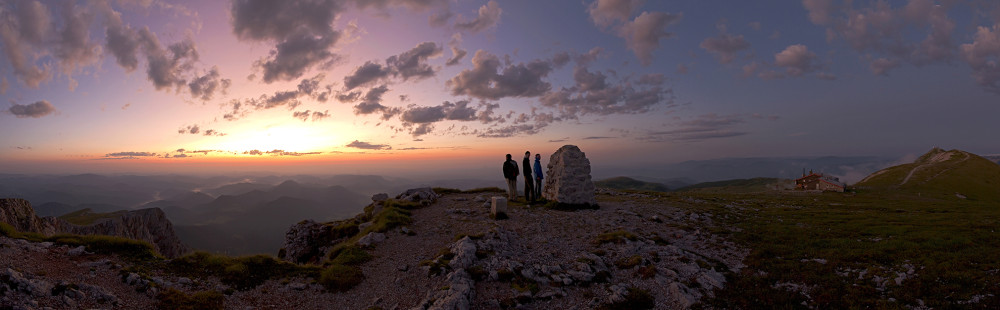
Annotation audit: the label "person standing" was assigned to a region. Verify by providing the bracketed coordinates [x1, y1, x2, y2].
[533, 153, 543, 200]
[522, 151, 535, 202]
[502, 154, 519, 200]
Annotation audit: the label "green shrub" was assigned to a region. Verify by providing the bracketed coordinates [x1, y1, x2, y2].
[0, 222, 17, 237]
[329, 245, 372, 266]
[466, 265, 488, 281]
[595, 230, 639, 245]
[319, 264, 364, 292]
[598, 287, 655, 310]
[156, 288, 224, 310]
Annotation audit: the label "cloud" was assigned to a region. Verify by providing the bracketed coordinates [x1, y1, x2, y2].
[475, 124, 544, 138]
[188, 67, 231, 101]
[960, 25, 1000, 93]
[588, 0, 644, 28]
[583, 136, 614, 140]
[203, 129, 226, 136]
[803, 0, 835, 25]
[386, 41, 442, 80]
[348, 85, 400, 119]
[8, 100, 56, 118]
[447, 50, 553, 100]
[53, 2, 102, 76]
[346, 140, 392, 150]
[343, 61, 392, 90]
[700, 32, 751, 64]
[539, 64, 672, 118]
[774, 44, 821, 76]
[398, 100, 483, 136]
[869, 57, 901, 75]
[137, 28, 199, 91]
[224, 75, 332, 120]
[454, 0, 502, 34]
[642, 113, 749, 142]
[179, 124, 199, 134]
[293, 110, 331, 122]
[0, 0, 53, 88]
[244, 149, 263, 155]
[230, 0, 344, 83]
[105, 151, 157, 157]
[618, 12, 682, 66]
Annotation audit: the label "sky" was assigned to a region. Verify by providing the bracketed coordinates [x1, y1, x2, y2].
[1, 0, 999, 177]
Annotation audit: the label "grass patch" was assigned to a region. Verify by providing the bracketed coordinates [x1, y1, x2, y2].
[156, 288, 224, 310]
[0, 222, 18, 237]
[463, 187, 505, 193]
[598, 287, 655, 310]
[319, 264, 364, 292]
[48, 234, 162, 261]
[432, 187, 463, 194]
[57, 208, 128, 226]
[467, 265, 488, 281]
[366, 206, 412, 234]
[595, 230, 639, 245]
[168, 251, 319, 290]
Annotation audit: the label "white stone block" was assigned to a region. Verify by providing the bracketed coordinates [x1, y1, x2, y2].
[491, 196, 507, 217]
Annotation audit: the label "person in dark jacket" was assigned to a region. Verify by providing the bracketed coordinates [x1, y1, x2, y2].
[522, 151, 535, 202]
[533, 153, 543, 200]
[502, 154, 519, 200]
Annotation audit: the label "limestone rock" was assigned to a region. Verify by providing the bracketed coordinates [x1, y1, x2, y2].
[358, 232, 387, 247]
[281, 220, 331, 263]
[372, 193, 389, 202]
[397, 188, 439, 203]
[543, 145, 596, 205]
[0, 199, 188, 258]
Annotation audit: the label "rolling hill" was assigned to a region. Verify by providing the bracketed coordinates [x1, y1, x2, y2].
[674, 177, 789, 193]
[855, 148, 1000, 201]
[594, 177, 670, 192]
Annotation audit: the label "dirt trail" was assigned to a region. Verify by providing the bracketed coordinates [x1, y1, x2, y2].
[900, 151, 966, 185]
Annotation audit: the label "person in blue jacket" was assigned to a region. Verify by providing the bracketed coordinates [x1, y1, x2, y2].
[533, 153, 544, 200]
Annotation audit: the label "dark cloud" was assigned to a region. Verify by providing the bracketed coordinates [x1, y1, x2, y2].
[105, 151, 157, 157]
[446, 46, 468, 66]
[8, 100, 56, 118]
[343, 61, 391, 90]
[293, 110, 331, 121]
[447, 50, 553, 100]
[387, 42, 442, 80]
[454, 1, 502, 34]
[582, 136, 614, 140]
[346, 140, 392, 150]
[349, 85, 400, 119]
[398, 100, 481, 136]
[429, 11, 454, 27]
[54, 2, 101, 77]
[203, 129, 227, 136]
[262, 149, 322, 156]
[244, 149, 264, 155]
[551, 52, 571, 68]
[637, 73, 666, 85]
[224, 75, 332, 120]
[539, 62, 672, 118]
[700, 32, 751, 64]
[231, 0, 343, 83]
[588, 0, 643, 28]
[179, 124, 199, 134]
[137, 28, 199, 91]
[189, 67, 231, 101]
[475, 124, 543, 138]
[101, 4, 140, 72]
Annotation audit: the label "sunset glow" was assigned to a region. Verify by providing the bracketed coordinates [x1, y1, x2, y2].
[1, 0, 998, 176]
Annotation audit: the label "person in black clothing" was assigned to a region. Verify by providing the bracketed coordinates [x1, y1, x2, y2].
[502, 154, 519, 200]
[522, 151, 535, 202]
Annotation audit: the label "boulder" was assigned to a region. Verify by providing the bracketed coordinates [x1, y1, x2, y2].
[358, 232, 387, 247]
[543, 145, 596, 205]
[490, 197, 507, 218]
[371, 193, 389, 202]
[397, 188, 439, 203]
[281, 220, 327, 263]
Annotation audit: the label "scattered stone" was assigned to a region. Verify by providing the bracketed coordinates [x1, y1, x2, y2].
[372, 193, 389, 202]
[397, 188, 440, 203]
[2, 268, 52, 297]
[66, 245, 87, 256]
[454, 197, 469, 201]
[358, 232, 387, 247]
[542, 145, 596, 205]
[474, 196, 486, 202]
[289, 282, 308, 291]
[401, 227, 412, 235]
[359, 222, 373, 231]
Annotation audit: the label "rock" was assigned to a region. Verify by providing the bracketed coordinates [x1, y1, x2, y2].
[81, 284, 117, 305]
[281, 219, 357, 263]
[397, 188, 439, 203]
[67, 246, 87, 256]
[425, 269, 475, 310]
[288, 282, 308, 291]
[125, 273, 141, 285]
[372, 193, 389, 202]
[2, 268, 52, 297]
[474, 195, 486, 202]
[567, 271, 594, 283]
[358, 232, 387, 247]
[177, 277, 193, 285]
[0, 198, 54, 234]
[449, 237, 478, 270]
[491, 197, 507, 218]
[608, 284, 628, 303]
[668, 282, 695, 308]
[542, 145, 597, 205]
[359, 222, 373, 231]
[78, 259, 111, 268]
[401, 227, 412, 235]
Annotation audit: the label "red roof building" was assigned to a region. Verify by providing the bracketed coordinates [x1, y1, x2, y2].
[795, 170, 846, 192]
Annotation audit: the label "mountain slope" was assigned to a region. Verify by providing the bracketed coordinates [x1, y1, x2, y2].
[856, 148, 1000, 201]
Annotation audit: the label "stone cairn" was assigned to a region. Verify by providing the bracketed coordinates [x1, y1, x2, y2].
[542, 145, 596, 205]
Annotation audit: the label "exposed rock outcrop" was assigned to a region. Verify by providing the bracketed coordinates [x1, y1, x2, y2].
[0, 199, 188, 258]
[543, 145, 597, 205]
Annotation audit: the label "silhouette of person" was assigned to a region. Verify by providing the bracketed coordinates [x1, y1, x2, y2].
[533, 153, 543, 200]
[523, 151, 535, 202]
[502, 154, 519, 200]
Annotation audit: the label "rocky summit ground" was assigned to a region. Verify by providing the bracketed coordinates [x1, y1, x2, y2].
[1, 188, 746, 309]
